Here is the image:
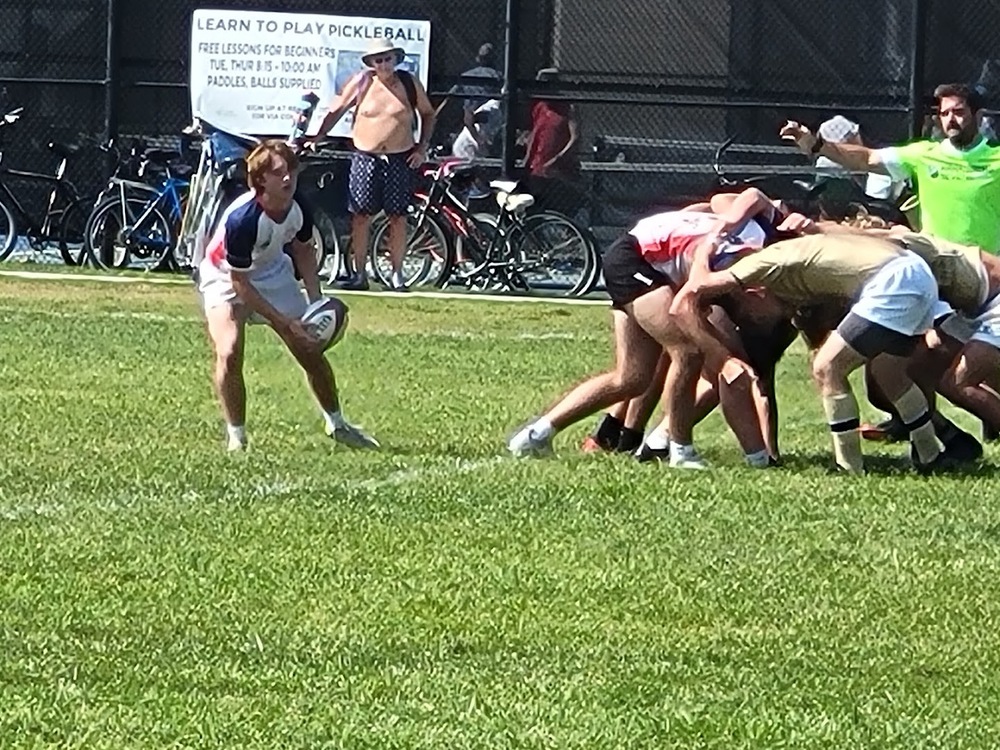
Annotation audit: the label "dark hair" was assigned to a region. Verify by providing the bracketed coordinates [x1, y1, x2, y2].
[933, 82, 984, 112]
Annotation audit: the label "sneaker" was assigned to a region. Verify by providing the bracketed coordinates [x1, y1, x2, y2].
[910, 444, 960, 475]
[635, 444, 670, 463]
[860, 417, 907, 442]
[388, 271, 409, 292]
[615, 427, 644, 454]
[669, 452, 709, 470]
[337, 274, 370, 291]
[508, 424, 553, 458]
[580, 436, 604, 454]
[585, 414, 623, 452]
[227, 436, 247, 452]
[328, 422, 381, 450]
[942, 429, 983, 464]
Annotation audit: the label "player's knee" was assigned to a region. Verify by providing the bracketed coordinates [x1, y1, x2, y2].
[811, 355, 839, 389]
[610, 365, 649, 398]
[214, 340, 242, 377]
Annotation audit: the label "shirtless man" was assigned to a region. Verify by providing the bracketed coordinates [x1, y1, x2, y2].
[305, 39, 437, 291]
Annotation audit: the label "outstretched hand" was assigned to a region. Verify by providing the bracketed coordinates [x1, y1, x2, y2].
[779, 120, 815, 153]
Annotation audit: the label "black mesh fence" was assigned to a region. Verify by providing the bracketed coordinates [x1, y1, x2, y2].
[2, 0, 1000, 244]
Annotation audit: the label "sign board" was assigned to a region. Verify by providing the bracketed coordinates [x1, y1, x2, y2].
[189, 9, 431, 138]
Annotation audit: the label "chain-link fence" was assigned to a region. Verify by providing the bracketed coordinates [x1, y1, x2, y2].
[2, 0, 999, 242]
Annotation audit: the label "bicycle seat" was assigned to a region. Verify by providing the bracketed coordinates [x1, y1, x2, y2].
[496, 191, 535, 212]
[145, 149, 182, 165]
[489, 179, 520, 193]
[48, 141, 80, 159]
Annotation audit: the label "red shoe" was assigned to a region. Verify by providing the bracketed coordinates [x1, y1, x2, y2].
[580, 436, 604, 453]
[860, 418, 907, 442]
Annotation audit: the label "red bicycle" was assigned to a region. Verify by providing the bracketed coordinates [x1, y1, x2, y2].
[367, 157, 600, 296]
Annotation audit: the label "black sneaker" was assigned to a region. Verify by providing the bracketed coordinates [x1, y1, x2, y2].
[942, 429, 983, 464]
[635, 444, 670, 463]
[337, 274, 370, 291]
[911, 444, 962, 475]
[581, 414, 623, 453]
[616, 427, 644, 454]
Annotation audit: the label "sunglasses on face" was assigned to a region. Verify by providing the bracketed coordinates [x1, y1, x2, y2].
[371, 54, 396, 64]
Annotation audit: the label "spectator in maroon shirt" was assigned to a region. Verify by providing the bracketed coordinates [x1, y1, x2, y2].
[524, 67, 580, 180]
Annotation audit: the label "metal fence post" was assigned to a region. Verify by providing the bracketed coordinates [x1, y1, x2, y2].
[104, 0, 121, 175]
[501, 0, 522, 178]
[908, 0, 928, 139]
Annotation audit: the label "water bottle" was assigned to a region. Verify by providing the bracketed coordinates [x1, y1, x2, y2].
[288, 91, 320, 145]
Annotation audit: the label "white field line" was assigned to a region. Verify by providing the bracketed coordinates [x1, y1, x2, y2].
[0, 305, 599, 341]
[0, 456, 510, 522]
[0, 269, 609, 306]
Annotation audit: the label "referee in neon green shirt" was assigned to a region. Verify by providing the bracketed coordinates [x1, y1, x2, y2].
[781, 83, 1000, 442]
[781, 83, 1000, 253]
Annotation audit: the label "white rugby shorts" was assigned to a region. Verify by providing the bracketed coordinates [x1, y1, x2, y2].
[849, 251, 937, 336]
[197, 255, 308, 325]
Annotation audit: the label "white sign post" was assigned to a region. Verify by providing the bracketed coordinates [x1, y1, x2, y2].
[189, 9, 431, 137]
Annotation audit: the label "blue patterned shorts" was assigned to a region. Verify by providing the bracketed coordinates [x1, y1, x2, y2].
[348, 150, 415, 216]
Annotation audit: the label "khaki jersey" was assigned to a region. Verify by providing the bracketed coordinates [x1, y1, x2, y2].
[727, 234, 906, 306]
[894, 232, 988, 314]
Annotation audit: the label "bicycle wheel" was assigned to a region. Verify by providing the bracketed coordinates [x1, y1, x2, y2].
[0, 198, 17, 261]
[57, 198, 91, 266]
[508, 210, 598, 296]
[368, 210, 453, 288]
[311, 205, 342, 283]
[447, 212, 501, 290]
[85, 195, 175, 271]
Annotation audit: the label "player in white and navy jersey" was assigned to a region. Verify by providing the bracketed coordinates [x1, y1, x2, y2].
[197, 139, 378, 452]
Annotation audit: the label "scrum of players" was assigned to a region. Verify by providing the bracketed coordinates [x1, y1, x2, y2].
[507, 187, 1000, 475]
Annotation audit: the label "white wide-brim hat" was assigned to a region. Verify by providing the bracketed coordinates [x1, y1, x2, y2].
[361, 38, 405, 67]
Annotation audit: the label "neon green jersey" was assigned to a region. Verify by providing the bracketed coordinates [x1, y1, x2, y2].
[880, 138, 1000, 253]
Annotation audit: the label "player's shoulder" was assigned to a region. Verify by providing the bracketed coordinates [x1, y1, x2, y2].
[223, 192, 262, 230]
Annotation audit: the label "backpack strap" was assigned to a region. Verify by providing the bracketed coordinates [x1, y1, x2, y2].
[397, 70, 418, 111]
[351, 69, 376, 119]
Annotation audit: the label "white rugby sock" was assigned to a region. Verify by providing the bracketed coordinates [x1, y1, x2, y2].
[226, 424, 246, 443]
[822, 392, 863, 473]
[893, 386, 941, 464]
[644, 428, 670, 451]
[529, 417, 555, 440]
[323, 410, 346, 432]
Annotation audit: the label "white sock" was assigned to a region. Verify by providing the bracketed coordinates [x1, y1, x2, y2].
[529, 417, 555, 440]
[644, 428, 670, 451]
[226, 424, 246, 443]
[745, 449, 770, 468]
[669, 441, 696, 462]
[323, 410, 346, 432]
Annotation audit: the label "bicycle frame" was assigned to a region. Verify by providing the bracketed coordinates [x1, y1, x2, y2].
[0, 170, 78, 237]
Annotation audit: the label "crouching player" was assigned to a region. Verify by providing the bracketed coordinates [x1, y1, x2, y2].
[672, 232, 954, 474]
[196, 139, 379, 452]
[507, 188, 783, 467]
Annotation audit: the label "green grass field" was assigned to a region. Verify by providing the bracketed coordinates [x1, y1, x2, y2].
[2, 270, 1000, 749]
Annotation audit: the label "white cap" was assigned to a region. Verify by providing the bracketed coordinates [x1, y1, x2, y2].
[818, 115, 860, 143]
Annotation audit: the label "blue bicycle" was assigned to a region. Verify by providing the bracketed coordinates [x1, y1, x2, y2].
[84, 148, 190, 271]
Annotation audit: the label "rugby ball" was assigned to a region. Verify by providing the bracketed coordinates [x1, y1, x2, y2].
[301, 296, 349, 351]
